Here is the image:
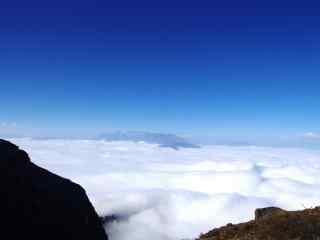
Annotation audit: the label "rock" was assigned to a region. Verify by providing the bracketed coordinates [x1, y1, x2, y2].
[0, 139, 108, 240]
[198, 207, 320, 240]
[101, 214, 130, 225]
[254, 207, 286, 220]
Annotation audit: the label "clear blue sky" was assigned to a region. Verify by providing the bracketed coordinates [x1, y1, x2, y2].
[1, 0, 320, 144]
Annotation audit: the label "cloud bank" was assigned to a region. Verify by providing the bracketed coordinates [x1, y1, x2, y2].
[302, 132, 320, 140]
[8, 138, 320, 240]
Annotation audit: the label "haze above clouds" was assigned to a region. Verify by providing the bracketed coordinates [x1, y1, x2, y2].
[8, 138, 320, 240]
[302, 132, 320, 140]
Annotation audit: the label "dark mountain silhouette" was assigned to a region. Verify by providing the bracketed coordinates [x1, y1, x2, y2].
[0, 139, 108, 240]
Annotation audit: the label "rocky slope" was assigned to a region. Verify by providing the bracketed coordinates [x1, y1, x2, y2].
[0, 139, 108, 240]
[198, 207, 320, 240]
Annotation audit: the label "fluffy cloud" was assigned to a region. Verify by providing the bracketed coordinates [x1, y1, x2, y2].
[302, 132, 320, 140]
[8, 138, 320, 240]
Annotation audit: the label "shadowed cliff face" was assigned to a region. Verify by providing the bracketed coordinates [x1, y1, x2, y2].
[0, 139, 108, 240]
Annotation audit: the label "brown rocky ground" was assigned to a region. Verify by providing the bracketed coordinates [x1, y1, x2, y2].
[197, 207, 320, 240]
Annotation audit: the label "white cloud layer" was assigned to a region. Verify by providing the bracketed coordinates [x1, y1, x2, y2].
[8, 138, 320, 240]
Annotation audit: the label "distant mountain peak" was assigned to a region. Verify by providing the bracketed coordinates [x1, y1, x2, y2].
[98, 131, 200, 150]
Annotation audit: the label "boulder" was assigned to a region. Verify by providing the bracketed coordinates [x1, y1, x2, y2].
[254, 207, 286, 220]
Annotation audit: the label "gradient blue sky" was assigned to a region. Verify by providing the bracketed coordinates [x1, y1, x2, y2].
[1, 0, 320, 144]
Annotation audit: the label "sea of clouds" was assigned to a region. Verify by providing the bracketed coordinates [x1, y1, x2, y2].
[9, 138, 320, 240]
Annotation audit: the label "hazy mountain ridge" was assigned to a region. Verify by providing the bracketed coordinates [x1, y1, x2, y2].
[98, 131, 200, 150]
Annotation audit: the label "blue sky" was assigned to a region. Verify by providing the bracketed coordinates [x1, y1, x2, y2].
[1, 0, 320, 144]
